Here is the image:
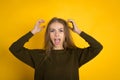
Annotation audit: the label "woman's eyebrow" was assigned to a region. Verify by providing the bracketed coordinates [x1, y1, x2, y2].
[50, 27, 63, 30]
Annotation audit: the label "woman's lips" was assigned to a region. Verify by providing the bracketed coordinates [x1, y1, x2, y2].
[54, 38, 61, 45]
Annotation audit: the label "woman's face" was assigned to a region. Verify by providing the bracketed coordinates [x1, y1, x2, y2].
[49, 22, 65, 50]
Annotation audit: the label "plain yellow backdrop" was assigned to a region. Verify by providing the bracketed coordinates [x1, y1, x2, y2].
[0, 0, 120, 80]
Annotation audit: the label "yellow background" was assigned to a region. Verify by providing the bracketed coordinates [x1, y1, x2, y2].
[0, 0, 120, 80]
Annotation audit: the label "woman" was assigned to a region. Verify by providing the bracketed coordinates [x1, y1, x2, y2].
[9, 17, 103, 80]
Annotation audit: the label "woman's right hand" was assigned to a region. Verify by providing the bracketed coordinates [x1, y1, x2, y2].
[31, 19, 45, 35]
[67, 19, 82, 34]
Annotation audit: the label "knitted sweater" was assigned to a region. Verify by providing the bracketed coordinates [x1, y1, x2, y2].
[9, 31, 103, 80]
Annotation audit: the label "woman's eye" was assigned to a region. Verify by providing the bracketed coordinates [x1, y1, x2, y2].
[59, 29, 64, 32]
[50, 29, 55, 32]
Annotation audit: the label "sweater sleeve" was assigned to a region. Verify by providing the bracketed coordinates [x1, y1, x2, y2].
[9, 32, 36, 68]
[77, 31, 103, 67]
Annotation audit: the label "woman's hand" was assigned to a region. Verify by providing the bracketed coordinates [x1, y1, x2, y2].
[67, 19, 82, 34]
[31, 19, 45, 35]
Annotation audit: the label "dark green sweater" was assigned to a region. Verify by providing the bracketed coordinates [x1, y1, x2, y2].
[9, 31, 103, 80]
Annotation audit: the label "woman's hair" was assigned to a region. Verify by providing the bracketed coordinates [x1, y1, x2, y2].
[44, 17, 76, 54]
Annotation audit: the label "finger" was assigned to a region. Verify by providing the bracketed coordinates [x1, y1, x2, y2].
[67, 19, 75, 27]
[35, 19, 45, 27]
[67, 19, 74, 23]
[38, 19, 45, 24]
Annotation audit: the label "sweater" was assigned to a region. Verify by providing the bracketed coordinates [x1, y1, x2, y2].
[9, 31, 103, 80]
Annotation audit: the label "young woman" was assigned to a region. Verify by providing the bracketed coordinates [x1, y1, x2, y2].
[9, 17, 103, 80]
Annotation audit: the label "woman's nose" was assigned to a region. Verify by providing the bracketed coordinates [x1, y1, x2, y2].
[55, 31, 59, 37]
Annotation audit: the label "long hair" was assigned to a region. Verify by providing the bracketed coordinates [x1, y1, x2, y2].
[44, 17, 76, 54]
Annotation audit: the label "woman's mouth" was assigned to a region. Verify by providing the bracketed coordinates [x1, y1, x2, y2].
[54, 38, 61, 45]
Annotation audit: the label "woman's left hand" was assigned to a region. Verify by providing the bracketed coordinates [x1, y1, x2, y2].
[67, 19, 82, 34]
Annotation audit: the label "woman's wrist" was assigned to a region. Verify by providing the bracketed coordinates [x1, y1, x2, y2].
[76, 30, 82, 34]
[31, 30, 37, 35]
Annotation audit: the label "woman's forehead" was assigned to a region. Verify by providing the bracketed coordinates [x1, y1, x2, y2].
[50, 22, 64, 29]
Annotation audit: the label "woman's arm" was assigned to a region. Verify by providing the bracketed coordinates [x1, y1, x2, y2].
[78, 31, 103, 67]
[9, 19, 45, 68]
[9, 32, 35, 68]
[68, 19, 103, 67]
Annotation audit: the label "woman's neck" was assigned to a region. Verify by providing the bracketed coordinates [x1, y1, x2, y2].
[53, 46, 64, 50]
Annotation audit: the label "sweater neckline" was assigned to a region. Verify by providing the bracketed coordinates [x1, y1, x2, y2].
[51, 49, 66, 54]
